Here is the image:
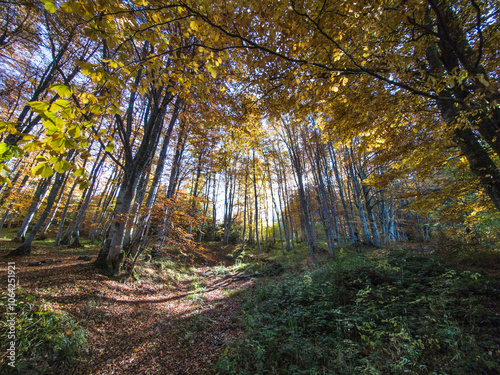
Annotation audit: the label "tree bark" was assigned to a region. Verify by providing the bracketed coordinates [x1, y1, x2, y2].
[253, 150, 262, 255]
[10, 172, 66, 256]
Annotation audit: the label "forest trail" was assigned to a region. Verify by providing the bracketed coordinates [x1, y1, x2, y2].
[2, 242, 254, 374]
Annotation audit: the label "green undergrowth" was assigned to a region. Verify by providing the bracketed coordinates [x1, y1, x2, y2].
[0, 290, 87, 374]
[216, 250, 500, 375]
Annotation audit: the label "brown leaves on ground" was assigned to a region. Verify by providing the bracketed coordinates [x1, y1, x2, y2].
[0, 242, 253, 374]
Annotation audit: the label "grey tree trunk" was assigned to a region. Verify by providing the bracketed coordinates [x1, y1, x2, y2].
[95, 77, 174, 275]
[253, 150, 262, 255]
[223, 166, 236, 245]
[356, 163, 381, 247]
[276, 166, 291, 252]
[198, 171, 212, 242]
[280, 117, 317, 265]
[129, 97, 182, 256]
[347, 158, 371, 246]
[329, 144, 356, 244]
[55, 181, 78, 246]
[16, 177, 52, 238]
[240, 165, 248, 249]
[311, 142, 336, 257]
[211, 172, 219, 241]
[266, 161, 285, 255]
[39, 174, 69, 238]
[70, 154, 106, 248]
[10, 172, 67, 255]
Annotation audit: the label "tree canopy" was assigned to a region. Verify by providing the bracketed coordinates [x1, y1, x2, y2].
[0, 0, 498, 273]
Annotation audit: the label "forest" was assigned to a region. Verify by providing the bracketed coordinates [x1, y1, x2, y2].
[0, 0, 499, 374]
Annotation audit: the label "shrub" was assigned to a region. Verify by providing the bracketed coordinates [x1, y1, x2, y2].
[0, 291, 87, 374]
[216, 252, 500, 374]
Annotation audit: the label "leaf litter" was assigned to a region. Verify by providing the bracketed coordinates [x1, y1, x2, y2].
[0, 242, 253, 374]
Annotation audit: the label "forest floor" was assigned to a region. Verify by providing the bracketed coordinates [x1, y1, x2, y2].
[0, 240, 257, 374]
[2, 237, 500, 374]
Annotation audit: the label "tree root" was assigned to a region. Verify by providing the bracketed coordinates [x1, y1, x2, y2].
[9, 243, 32, 256]
[69, 239, 83, 248]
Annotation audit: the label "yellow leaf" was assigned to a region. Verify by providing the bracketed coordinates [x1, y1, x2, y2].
[50, 99, 70, 112]
[32, 163, 54, 178]
[51, 84, 73, 97]
[109, 106, 122, 115]
[29, 101, 49, 112]
[68, 125, 81, 138]
[41, 0, 56, 13]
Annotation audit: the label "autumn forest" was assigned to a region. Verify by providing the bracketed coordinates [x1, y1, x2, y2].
[1, 0, 499, 374]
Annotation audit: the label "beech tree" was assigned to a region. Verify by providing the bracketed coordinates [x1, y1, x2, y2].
[174, 0, 499, 211]
[0, 0, 497, 269]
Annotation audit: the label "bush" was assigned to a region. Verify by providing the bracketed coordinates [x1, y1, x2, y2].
[216, 252, 500, 374]
[0, 291, 87, 374]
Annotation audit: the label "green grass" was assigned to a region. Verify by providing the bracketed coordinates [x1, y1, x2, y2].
[216, 249, 500, 375]
[0, 290, 87, 375]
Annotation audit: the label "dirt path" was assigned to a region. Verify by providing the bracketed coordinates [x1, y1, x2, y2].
[1, 243, 253, 374]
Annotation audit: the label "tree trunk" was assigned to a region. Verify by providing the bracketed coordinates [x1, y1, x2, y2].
[253, 150, 262, 255]
[240, 166, 248, 249]
[280, 117, 317, 265]
[329, 144, 356, 244]
[16, 177, 52, 238]
[347, 159, 372, 246]
[70, 155, 105, 248]
[10, 172, 66, 256]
